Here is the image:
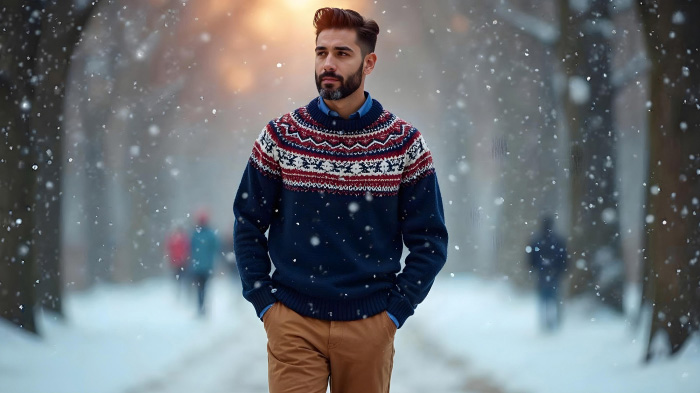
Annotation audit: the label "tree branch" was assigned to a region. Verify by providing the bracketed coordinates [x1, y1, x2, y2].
[611, 53, 650, 89]
[495, 1, 559, 46]
[610, 0, 636, 15]
[636, 1, 658, 50]
[69, 0, 101, 48]
[145, 76, 186, 111]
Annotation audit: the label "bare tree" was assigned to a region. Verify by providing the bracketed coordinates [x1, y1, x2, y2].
[0, 0, 43, 333]
[412, 1, 488, 275]
[491, 1, 565, 286]
[488, 1, 646, 306]
[32, 0, 98, 313]
[0, 0, 97, 331]
[78, 33, 118, 285]
[638, 0, 700, 359]
[66, 0, 248, 284]
[557, 0, 624, 310]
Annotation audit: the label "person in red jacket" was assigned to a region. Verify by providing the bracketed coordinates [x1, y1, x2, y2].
[166, 225, 190, 296]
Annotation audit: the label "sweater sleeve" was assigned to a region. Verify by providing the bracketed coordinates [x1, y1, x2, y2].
[233, 124, 282, 317]
[387, 131, 448, 328]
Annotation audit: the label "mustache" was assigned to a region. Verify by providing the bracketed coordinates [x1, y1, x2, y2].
[317, 71, 344, 82]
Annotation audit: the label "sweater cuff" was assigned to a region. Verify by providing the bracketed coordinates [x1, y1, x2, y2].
[386, 312, 400, 328]
[386, 294, 415, 329]
[247, 286, 278, 318]
[258, 304, 275, 320]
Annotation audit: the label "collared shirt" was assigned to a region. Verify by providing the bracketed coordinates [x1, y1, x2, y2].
[318, 91, 373, 119]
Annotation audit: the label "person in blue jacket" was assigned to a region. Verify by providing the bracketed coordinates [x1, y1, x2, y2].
[189, 210, 219, 316]
[528, 215, 568, 331]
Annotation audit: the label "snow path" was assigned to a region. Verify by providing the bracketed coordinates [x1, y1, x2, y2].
[2, 274, 698, 393]
[124, 279, 501, 393]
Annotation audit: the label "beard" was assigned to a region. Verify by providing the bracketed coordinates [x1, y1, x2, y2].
[315, 63, 363, 101]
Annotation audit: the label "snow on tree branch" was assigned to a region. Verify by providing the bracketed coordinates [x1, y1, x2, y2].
[495, 1, 559, 45]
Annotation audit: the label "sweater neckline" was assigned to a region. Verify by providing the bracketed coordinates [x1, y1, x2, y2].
[304, 97, 384, 133]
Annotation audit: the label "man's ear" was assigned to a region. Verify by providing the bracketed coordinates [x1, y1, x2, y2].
[363, 53, 377, 75]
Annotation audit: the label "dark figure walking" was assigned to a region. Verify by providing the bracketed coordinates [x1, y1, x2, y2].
[190, 211, 219, 316]
[528, 216, 567, 331]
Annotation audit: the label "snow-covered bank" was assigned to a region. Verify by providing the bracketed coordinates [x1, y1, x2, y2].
[0, 276, 243, 393]
[416, 274, 700, 393]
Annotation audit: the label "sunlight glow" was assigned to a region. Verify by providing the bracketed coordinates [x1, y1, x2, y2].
[190, 0, 366, 94]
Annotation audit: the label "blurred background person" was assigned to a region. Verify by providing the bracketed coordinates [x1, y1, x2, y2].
[165, 223, 190, 299]
[189, 209, 219, 316]
[528, 215, 568, 332]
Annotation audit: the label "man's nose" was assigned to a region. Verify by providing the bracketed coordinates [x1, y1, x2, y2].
[323, 56, 336, 72]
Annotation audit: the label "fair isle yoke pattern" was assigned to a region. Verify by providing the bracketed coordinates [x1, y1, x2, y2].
[249, 100, 435, 196]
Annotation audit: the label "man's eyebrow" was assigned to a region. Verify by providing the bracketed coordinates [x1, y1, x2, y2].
[315, 45, 355, 52]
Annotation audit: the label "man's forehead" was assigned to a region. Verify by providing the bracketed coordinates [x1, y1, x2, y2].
[316, 28, 360, 50]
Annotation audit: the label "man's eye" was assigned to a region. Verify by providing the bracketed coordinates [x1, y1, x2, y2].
[338, 52, 348, 56]
[316, 52, 326, 56]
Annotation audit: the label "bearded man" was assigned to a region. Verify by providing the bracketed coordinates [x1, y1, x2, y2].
[233, 7, 448, 393]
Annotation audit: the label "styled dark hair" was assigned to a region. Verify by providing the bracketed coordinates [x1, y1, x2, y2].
[313, 8, 379, 56]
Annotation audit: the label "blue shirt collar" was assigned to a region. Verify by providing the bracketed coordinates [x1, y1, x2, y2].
[318, 91, 373, 119]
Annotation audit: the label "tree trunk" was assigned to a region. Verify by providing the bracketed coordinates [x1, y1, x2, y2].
[493, 0, 564, 287]
[559, 0, 624, 310]
[0, 103, 38, 333]
[1, 1, 98, 329]
[83, 92, 114, 285]
[416, 2, 483, 274]
[31, 1, 95, 314]
[638, 0, 700, 359]
[0, 1, 44, 333]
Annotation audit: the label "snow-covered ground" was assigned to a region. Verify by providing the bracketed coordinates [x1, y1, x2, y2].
[417, 275, 700, 393]
[1, 273, 698, 393]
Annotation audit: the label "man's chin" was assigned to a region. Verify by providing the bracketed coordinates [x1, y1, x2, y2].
[319, 89, 344, 101]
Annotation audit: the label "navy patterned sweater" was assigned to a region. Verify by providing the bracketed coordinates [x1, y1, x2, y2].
[233, 97, 448, 328]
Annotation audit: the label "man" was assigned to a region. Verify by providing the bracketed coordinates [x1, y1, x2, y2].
[528, 215, 568, 331]
[233, 7, 448, 393]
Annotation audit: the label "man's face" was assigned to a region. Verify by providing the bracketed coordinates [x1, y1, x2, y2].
[315, 28, 365, 101]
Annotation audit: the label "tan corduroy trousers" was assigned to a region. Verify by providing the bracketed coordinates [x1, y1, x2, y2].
[263, 302, 396, 393]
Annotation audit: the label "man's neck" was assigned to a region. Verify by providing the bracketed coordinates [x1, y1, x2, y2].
[322, 87, 366, 119]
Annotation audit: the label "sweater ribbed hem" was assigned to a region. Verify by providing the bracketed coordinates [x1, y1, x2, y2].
[246, 286, 279, 318]
[305, 98, 385, 132]
[387, 295, 415, 328]
[273, 284, 389, 321]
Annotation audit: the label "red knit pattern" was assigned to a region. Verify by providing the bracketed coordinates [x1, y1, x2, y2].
[249, 106, 435, 196]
